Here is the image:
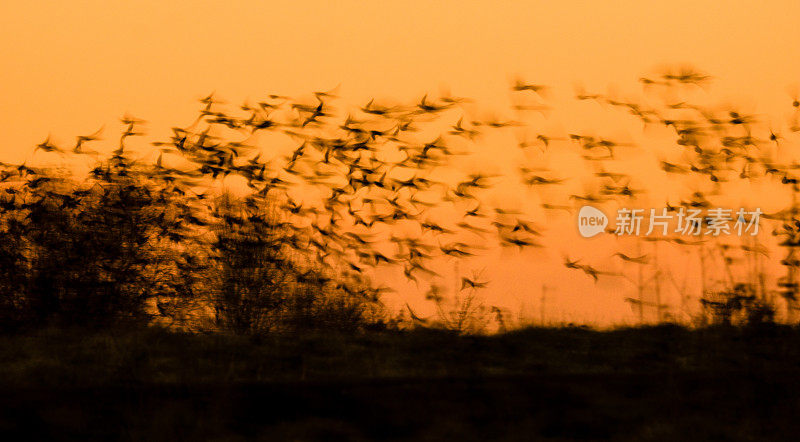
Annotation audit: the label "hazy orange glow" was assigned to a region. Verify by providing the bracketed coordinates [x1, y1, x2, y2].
[3, 1, 800, 325]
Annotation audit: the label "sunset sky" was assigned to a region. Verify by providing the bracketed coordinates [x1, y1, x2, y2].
[3, 1, 800, 325]
[3, 1, 799, 158]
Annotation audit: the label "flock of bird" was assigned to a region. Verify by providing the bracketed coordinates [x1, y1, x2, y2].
[7, 65, 800, 323]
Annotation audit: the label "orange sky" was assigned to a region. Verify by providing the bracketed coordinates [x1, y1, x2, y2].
[3, 1, 800, 326]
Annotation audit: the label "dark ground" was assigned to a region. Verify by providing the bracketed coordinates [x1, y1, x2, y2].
[1, 324, 799, 441]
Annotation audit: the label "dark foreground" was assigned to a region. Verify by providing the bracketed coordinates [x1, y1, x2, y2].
[1, 325, 799, 441]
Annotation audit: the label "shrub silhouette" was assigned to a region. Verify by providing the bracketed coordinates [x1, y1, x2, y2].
[0, 155, 209, 330]
[0, 147, 381, 333]
[700, 283, 776, 326]
[211, 192, 291, 333]
[210, 191, 382, 334]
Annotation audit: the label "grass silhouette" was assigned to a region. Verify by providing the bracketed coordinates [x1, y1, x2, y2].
[2, 324, 800, 439]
